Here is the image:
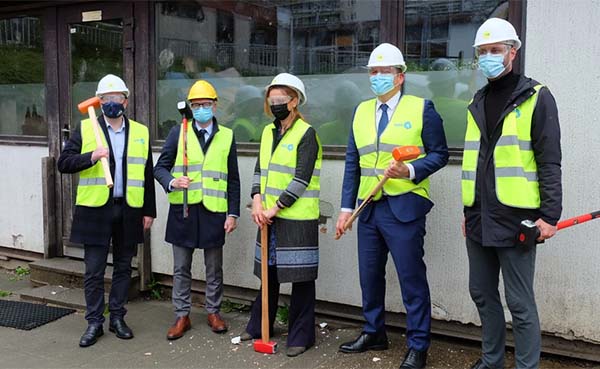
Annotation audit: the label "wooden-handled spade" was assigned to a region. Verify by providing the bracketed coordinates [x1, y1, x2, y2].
[335, 145, 421, 240]
[77, 96, 113, 188]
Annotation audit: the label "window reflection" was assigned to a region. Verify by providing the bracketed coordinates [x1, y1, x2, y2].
[0, 15, 46, 137]
[155, 1, 381, 144]
[404, 0, 508, 147]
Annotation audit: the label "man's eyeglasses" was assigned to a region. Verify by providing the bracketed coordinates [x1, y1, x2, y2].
[99, 94, 126, 103]
[190, 102, 214, 109]
[476, 44, 512, 57]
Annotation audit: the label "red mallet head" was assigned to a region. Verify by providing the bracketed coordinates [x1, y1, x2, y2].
[77, 96, 101, 115]
[253, 340, 277, 354]
[392, 145, 421, 161]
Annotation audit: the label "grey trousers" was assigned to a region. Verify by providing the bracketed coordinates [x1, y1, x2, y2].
[466, 238, 540, 369]
[172, 245, 223, 317]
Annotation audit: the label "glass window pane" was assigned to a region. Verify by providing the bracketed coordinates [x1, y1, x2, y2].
[404, 0, 509, 148]
[0, 15, 46, 137]
[70, 20, 124, 131]
[155, 1, 381, 145]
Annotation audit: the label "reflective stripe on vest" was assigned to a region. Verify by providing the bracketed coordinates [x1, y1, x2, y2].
[259, 119, 322, 220]
[462, 85, 543, 208]
[76, 119, 149, 208]
[352, 96, 429, 202]
[168, 124, 232, 213]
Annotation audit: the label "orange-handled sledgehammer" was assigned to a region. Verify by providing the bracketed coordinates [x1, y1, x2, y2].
[253, 224, 277, 354]
[335, 145, 421, 240]
[77, 96, 113, 188]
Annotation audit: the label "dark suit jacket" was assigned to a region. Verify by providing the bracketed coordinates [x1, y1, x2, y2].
[341, 97, 449, 223]
[154, 118, 241, 248]
[57, 115, 156, 246]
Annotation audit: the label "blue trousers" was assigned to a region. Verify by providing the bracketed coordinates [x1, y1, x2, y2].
[357, 198, 431, 351]
[83, 203, 136, 325]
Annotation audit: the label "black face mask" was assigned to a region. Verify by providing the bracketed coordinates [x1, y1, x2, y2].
[270, 103, 291, 121]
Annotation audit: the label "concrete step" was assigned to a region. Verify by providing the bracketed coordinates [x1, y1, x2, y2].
[28, 258, 139, 300]
[18, 285, 91, 310]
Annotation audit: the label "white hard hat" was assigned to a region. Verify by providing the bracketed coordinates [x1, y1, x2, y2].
[265, 73, 307, 106]
[366, 43, 407, 72]
[473, 18, 521, 50]
[96, 74, 130, 98]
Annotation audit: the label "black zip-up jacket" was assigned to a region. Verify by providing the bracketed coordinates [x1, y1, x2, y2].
[464, 74, 562, 247]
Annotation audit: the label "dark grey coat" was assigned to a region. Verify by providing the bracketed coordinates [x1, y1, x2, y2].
[251, 120, 321, 283]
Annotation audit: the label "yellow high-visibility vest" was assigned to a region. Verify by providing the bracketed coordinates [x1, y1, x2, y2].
[259, 119, 322, 220]
[168, 123, 232, 213]
[462, 85, 543, 208]
[76, 119, 149, 208]
[353, 96, 429, 201]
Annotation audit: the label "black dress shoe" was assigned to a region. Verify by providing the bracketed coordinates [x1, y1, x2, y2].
[399, 349, 427, 369]
[470, 359, 491, 369]
[79, 324, 104, 347]
[339, 332, 388, 353]
[109, 318, 134, 339]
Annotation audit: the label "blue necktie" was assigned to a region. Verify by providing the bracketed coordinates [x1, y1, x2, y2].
[378, 104, 389, 137]
[199, 129, 207, 150]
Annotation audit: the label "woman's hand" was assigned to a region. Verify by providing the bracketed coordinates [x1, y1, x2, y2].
[262, 206, 279, 225]
[251, 194, 268, 227]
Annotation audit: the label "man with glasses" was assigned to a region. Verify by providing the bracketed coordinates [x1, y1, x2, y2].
[58, 74, 156, 347]
[336, 43, 448, 369]
[154, 80, 240, 339]
[462, 18, 562, 369]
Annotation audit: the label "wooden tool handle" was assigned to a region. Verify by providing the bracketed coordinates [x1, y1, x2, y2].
[88, 106, 113, 188]
[260, 225, 269, 342]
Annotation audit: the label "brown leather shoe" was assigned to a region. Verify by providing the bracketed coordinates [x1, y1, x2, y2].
[207, 313, 227, 333]
[166, 316, 191, 340]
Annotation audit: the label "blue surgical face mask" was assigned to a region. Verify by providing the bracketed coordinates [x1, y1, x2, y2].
[370, 74, 396, 96]
[101, 101, 125, 118]
[478, 53, 507, 79]
[193, 107, 213, 123]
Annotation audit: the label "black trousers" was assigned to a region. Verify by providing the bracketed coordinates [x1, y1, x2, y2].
[83, 202, 136, 325]
[246, 265, 316, 348]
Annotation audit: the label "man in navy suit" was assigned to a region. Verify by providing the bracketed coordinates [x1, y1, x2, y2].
[336, 43, 448, 369]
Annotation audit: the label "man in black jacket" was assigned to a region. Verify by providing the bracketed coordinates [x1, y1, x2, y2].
[58, 74, 156, 347]
[461, 19, 562, 369]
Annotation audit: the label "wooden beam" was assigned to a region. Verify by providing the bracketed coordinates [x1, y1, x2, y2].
[43, 6, 63, 257]
[41, 157, 57, 259]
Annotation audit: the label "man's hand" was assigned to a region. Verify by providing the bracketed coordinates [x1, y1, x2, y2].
[224, 216, 237, 234]
[335, 211, 353, 239]
[143, 216, 154, 231]
[384, 160, 410, 179]
[91, 147, 109, 162]
[172, 176, 191, 189]
[461, 217, 466, 237]
[251, 194, 268, 227]
[535, 218, 557, 241]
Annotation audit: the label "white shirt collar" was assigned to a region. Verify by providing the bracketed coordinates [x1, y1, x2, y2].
[194, 121, 213, 136]
[376, 90, 402, 113]
[105, 116, 126, 132]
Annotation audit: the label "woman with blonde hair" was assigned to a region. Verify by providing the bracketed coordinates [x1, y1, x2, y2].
[240, 73, 322, 357]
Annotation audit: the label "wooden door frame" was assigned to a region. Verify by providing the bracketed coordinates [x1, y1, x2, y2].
[54, 2, 134, 252]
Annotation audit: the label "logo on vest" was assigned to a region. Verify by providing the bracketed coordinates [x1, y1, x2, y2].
[514, 108, 521, 118]
[134, 138, 145, 145]
[403, 121, 412, 129]
[281, 143, 294, 151]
